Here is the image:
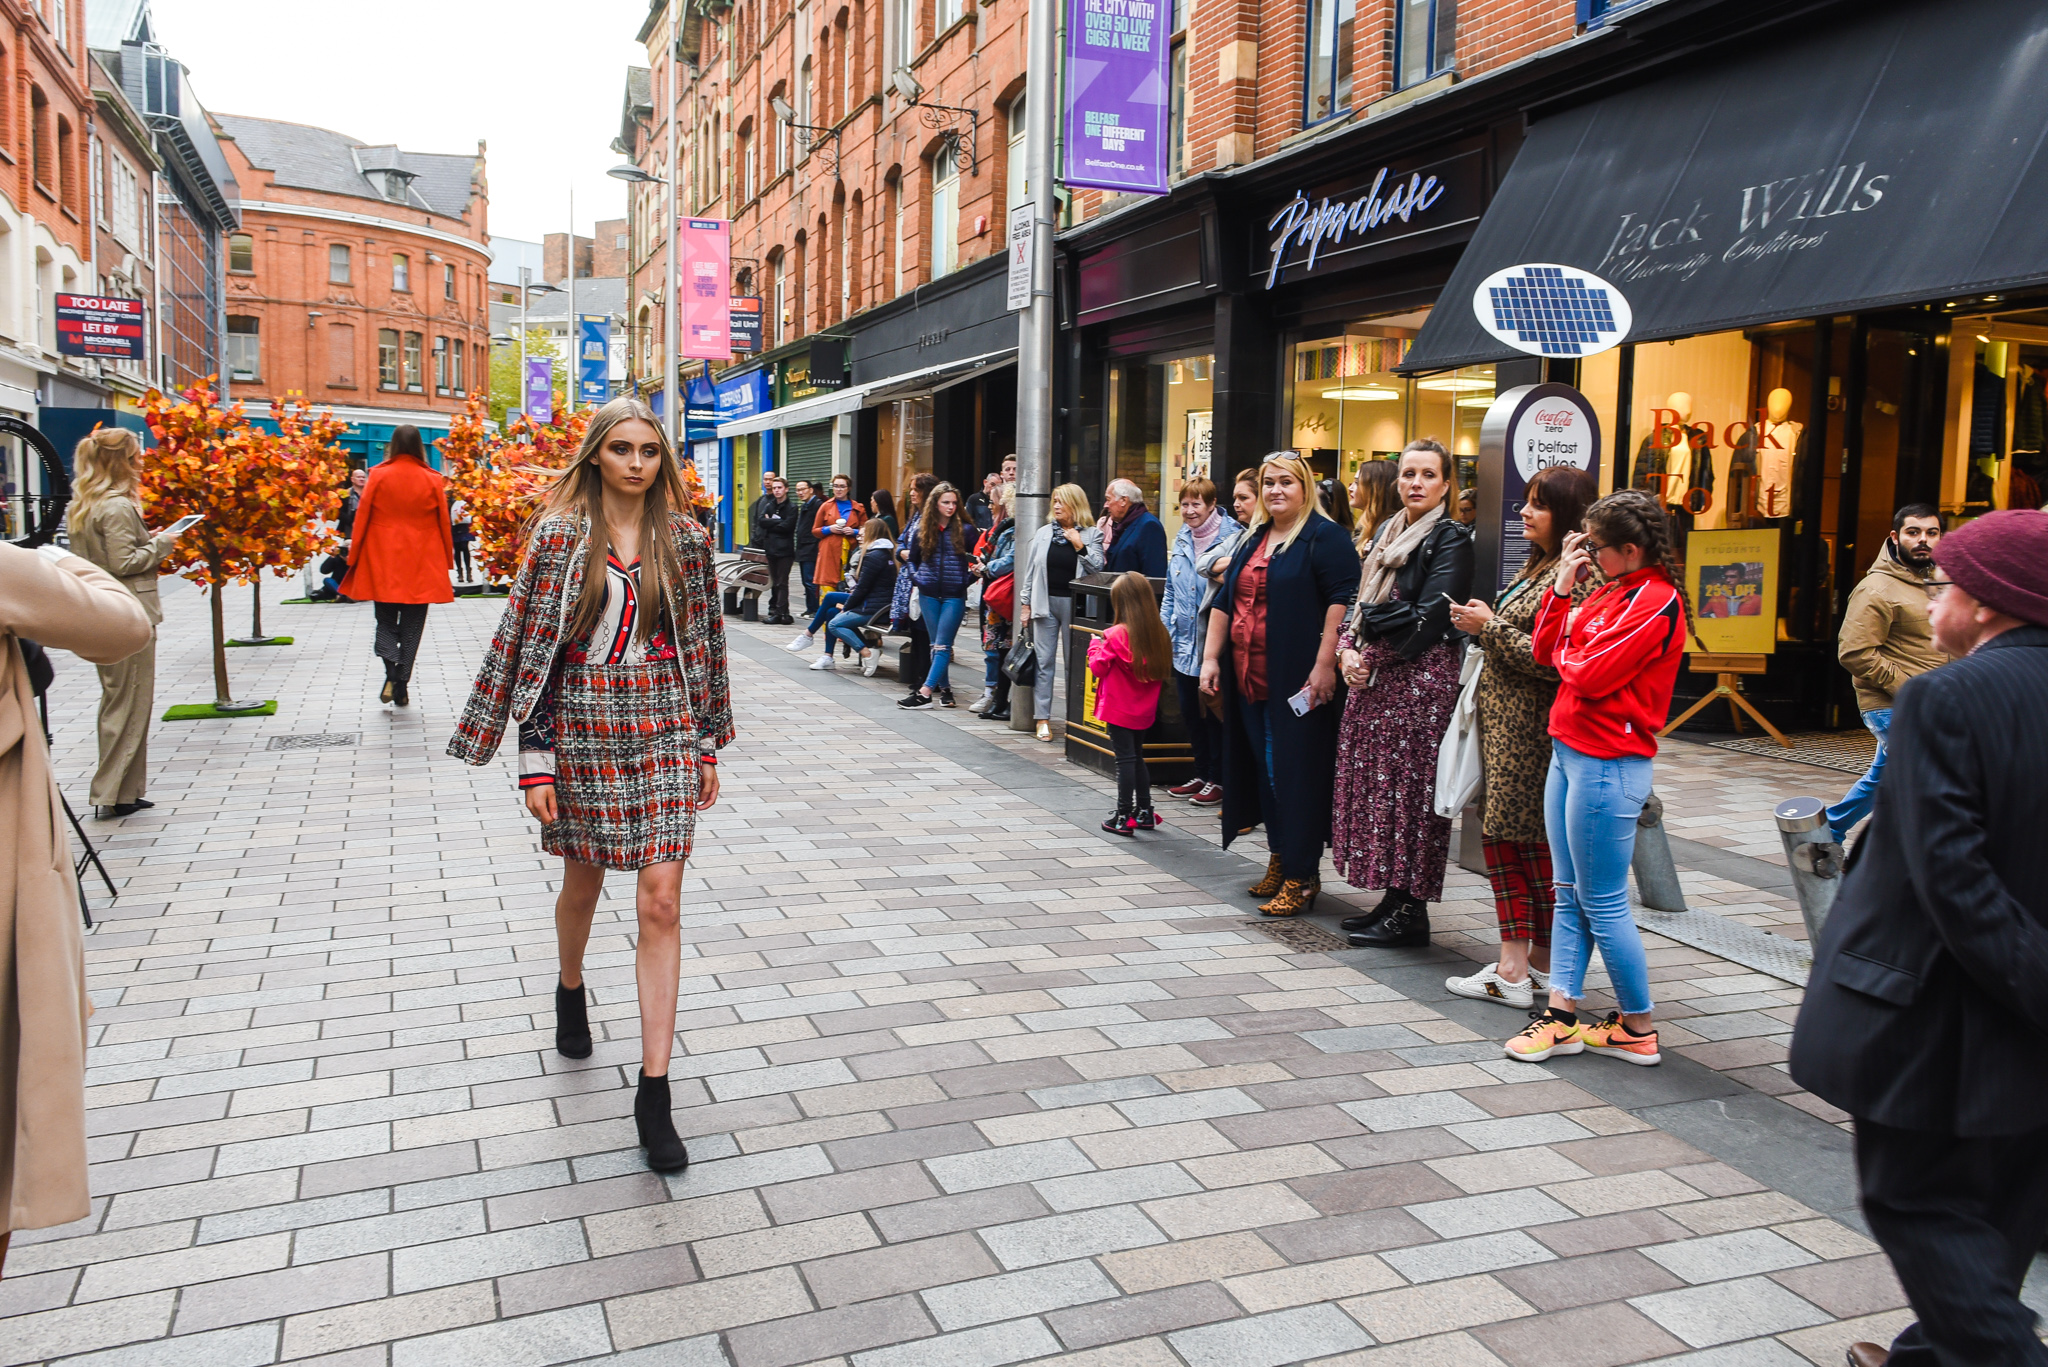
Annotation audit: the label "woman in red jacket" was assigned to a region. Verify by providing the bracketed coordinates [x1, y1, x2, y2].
[339, 426, 453, 706]
[1506, 489, 1696, 1068]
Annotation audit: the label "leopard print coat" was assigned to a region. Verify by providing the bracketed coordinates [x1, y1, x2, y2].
[1474, 564, 1597, 842]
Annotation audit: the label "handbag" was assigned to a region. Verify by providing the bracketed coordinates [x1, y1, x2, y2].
[1003, 624, 1039, 687]
[1432, 644, 1485, 819]
[983, 571, 1015, 620]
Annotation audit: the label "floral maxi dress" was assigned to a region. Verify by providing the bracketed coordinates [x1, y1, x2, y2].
[1330, 590, 1463, 902]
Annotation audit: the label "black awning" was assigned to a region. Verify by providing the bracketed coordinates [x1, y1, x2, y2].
[1401, 0, 2048, 371]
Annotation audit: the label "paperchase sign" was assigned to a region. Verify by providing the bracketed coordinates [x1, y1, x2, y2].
[1259, 145, 1483, 289]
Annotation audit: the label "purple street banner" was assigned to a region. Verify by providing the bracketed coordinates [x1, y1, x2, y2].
[679, 218, 733, 361]
[524, 357, 553, 426]
[1062, 0, 1170, 196]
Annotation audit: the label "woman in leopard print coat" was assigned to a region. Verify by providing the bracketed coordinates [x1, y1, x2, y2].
[1444, 466, 1598, 1008]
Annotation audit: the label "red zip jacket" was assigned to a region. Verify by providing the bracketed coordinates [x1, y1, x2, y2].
[1532, 565, 1686, 759]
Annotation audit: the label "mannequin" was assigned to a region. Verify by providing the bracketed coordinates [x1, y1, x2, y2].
[1753, 388, 1802, 520]
[1632, 392, 1710, 528]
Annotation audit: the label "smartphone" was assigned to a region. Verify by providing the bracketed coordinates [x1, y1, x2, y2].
[1287, 686, 1314, 717]
[1574, 563, 1591, 585]
[164, 513, 204, 537]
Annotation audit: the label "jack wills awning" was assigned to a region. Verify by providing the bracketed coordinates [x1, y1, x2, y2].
[1400, 0, 2048, 371]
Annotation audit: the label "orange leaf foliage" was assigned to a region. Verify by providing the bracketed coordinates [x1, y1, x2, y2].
[438, 396, 591, 582]
[138, 380, 352, 589]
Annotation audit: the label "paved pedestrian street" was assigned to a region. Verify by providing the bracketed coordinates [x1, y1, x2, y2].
[4, 578, 1942, 1366]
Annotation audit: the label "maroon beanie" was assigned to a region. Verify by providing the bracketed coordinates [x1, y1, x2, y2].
[1934, 509, 2048, 627]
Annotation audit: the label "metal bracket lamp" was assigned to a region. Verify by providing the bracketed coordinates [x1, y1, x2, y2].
[893, 67, 979, 176]
[770, 96, 843, 174]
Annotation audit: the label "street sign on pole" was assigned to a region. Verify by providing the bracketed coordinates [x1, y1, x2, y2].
[679, 219, 732, 360]
[1062, 0, 1173, 196]
[1006, 205, 1035, 312]
[524, 357, 554, 426]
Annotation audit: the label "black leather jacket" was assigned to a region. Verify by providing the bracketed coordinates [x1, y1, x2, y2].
[1349, 519, 1476, 660]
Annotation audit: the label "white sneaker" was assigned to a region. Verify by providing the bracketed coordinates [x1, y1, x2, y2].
[967, 688, 996, 715]
[785, 633, 815, 652]
[1445, 965, 1535, 1009]
[808, 654, 838, 671]
[1529, 966, 1551, 994]
[860, 649, 880, 677]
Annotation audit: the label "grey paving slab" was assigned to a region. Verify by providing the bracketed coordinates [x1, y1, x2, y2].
[4, 589, 1914, 1367]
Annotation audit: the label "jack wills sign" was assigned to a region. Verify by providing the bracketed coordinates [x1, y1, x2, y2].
[1401, 0, 2048, 371]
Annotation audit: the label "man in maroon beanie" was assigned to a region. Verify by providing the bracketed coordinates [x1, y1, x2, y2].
[1791, 508, 2048, 1367]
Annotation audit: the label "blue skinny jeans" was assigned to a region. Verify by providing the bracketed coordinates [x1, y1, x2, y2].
[827, 610, 871, 657]
[807, 591, 850, 638]
[921, 595, 968, 691]
[1543, 739, 1655, 1016]
[1823, 708, 1891, 842]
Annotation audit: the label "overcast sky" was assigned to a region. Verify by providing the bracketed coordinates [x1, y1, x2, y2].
[150, 0, 651, 245]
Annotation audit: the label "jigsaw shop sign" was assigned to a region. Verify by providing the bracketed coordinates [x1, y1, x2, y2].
[56, 294, 146, 360]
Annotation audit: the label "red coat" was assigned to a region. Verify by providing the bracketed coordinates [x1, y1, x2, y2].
[339, 454, 454, 604]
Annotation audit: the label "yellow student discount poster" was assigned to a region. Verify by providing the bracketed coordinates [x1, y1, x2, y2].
[1686, 529, 1779, 655]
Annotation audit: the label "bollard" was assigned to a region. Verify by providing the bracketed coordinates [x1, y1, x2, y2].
[1009, 684, 1035, 733]
[1774, 796, 1844, 944]
[1630, 791, 1688, 912]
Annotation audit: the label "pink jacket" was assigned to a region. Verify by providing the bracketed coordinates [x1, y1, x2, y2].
[1087, 623, 1164, 730]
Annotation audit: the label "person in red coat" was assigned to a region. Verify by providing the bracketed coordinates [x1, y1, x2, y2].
[339, 426, 453, 707]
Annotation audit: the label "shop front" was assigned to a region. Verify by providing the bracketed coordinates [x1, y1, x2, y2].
[1398, 0, 2048, 730]
[714, 367, 774, 552]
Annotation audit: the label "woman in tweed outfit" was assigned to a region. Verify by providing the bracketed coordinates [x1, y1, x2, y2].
[449, 397, 733, 1173]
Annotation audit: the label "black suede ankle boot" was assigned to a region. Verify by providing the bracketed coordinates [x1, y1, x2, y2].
[555, 981, 592, 1059]
[635, 1070, 689, 1173]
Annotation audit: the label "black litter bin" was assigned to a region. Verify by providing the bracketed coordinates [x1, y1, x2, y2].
[1063, 571, 1193, 781]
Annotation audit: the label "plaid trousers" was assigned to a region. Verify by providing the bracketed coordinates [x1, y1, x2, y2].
[1482, 836, 1555, 948]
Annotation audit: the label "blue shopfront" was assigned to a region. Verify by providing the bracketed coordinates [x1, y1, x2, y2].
[713, 368, 774, 551]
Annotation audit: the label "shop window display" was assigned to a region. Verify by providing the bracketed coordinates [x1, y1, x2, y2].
[1282, 314, 1492, 492]
[877, 396, 934, 505]
[1107, 353, 1212, 541]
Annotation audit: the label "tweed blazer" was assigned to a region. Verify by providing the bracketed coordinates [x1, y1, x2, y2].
[448, 511, 734, 767]
[1472, 564, 1598, 842]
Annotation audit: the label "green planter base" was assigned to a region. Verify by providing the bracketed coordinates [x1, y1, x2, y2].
[227, 636, 293, 647]
[163, 700, 279, 721]
[279, 596, 357, 605]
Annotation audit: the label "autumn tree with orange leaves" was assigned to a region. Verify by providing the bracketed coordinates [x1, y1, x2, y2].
[438, 395, 590, 583]
[140, 381, 351, 707]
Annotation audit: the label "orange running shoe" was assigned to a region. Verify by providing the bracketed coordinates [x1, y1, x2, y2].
[1504, 1013, 1584, 1062]
[1578, 1012, 1661, 1066]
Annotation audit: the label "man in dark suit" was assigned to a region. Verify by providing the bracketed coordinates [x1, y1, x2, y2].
[1790, 509, 2048, 1367]
[792, 478, 824, 615]
[751, 476, 799, 624]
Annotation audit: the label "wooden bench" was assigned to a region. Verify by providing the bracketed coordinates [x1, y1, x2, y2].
[717, 548, 773, 620]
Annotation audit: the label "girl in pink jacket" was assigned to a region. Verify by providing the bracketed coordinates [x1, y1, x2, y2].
[1089, 571, 1172, 835]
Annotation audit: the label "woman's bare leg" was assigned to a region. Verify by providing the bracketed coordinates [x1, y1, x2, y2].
[555, 859, 604, 988]
[635, 861, 684, 1075]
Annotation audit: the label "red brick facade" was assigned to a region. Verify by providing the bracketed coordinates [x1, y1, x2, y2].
[215, 118, 491, 423]
[624, 0, 1584, 381]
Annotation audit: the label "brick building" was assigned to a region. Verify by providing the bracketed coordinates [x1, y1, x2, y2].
[213, 115, 492, 466]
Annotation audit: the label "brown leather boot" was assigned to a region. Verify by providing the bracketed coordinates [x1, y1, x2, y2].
[1248, 853, 1285, 898]
[1844, 1345, 1888, 1367]
[1259, 878, 1320, 917]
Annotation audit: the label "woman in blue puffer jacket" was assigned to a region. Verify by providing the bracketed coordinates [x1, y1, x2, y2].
[900, 482, 974, 710]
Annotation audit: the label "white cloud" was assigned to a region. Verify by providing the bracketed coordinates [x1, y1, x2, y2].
[150, 0, 650, 244]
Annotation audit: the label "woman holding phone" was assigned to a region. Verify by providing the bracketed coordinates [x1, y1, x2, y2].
[1330, 438, 1475, 948]
[1198, 453, 1355, 916]
[448, 397, 732, 1172]
[67, 427, 195, 817]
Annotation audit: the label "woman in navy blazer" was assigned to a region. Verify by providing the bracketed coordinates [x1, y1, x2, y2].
[1199, 453, 1357, 915]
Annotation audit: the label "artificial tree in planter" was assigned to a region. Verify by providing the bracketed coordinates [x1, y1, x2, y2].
[439, 394, 588, 589]
[140, 381, 350, 716]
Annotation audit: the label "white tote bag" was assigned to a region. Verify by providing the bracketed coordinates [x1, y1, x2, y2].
[1433, 644, 1485, 819]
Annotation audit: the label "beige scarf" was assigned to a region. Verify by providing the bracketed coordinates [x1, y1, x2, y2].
[1354, 501, 1446, 614]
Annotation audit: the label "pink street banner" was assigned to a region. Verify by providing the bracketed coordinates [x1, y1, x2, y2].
[1062, 0, 1171, 196]
[679, 218, 732, 360]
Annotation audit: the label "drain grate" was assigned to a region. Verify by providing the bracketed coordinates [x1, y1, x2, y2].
[1634, 905, 1812, 986]
[1710, 730, 1877, 774]
[1241, 918, 1349, 954]
[267, 732, 360, 751]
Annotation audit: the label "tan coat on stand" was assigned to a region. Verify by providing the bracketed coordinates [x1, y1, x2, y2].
[0, 545, 151, 1241]
[65, 500, 176, 807]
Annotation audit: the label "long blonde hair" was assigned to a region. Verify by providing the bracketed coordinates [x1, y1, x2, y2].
[1245, 451, 1330, 557]
[1051, 483, 1092, 527]
[532, 396, 692, 647]
[71, 426, 143, 527]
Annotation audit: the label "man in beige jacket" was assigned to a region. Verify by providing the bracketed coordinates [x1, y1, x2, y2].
[1826, 504, 1949, 842]
[0, 543, 150, 1272]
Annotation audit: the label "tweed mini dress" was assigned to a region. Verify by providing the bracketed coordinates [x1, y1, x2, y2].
[519, 554, 700, 870]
